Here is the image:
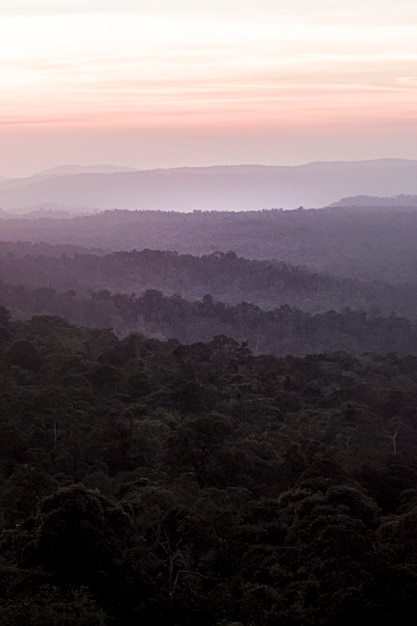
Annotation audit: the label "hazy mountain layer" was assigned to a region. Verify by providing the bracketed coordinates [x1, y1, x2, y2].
[2, 159, 417, 211]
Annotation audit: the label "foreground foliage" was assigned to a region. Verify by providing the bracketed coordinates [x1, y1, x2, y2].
[1, 309, 417, 624]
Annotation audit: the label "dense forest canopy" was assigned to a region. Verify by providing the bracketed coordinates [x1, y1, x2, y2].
[1, 311, 417, 624]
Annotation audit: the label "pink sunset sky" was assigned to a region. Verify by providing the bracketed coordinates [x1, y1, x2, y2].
[2, 0, 417, 177]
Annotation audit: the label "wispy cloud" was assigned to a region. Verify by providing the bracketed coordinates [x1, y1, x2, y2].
[1, 0, 417, 173]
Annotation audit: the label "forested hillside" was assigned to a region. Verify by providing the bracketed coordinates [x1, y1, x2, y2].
[2, 239, 417, 357]
[1, 282, 417, 357]
[2, 206, 417, 281]
[1, 311, 417, 624]
[1, 245, 416, 316]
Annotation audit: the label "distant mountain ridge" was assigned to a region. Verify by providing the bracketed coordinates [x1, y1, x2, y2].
[329, 193, 417, 208]
[33, 164, 138, 178]
[2, 159, 417, 211]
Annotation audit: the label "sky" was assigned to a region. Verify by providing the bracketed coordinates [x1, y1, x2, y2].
[1, 0, 417, 177]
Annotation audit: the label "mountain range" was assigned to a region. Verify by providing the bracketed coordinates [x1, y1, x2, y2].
[2, 159, 417, 212]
